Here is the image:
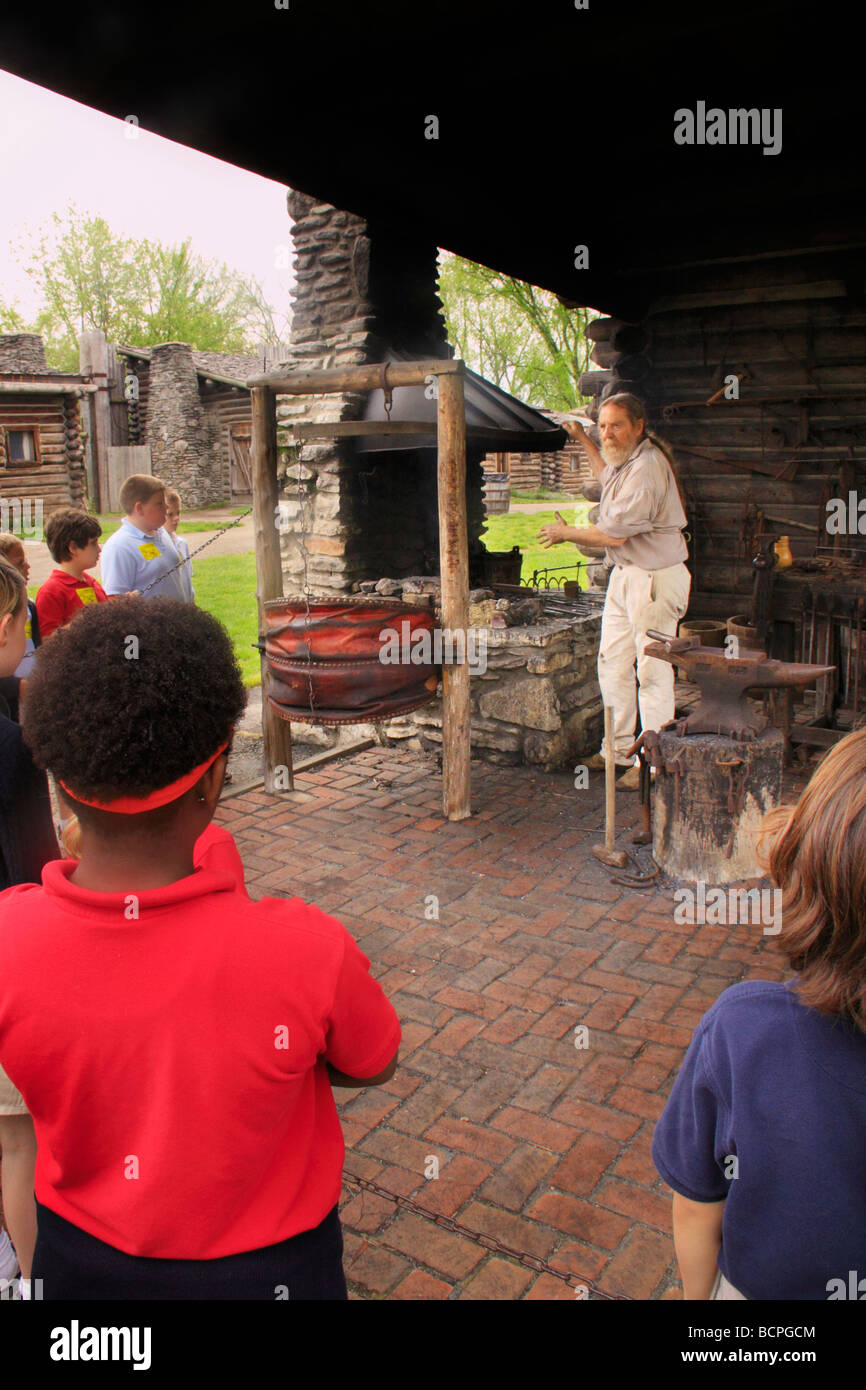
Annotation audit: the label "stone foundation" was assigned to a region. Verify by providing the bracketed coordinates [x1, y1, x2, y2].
[408, 614, 603, 769]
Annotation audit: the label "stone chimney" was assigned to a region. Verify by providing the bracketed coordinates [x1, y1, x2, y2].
[276, 190, 485, 595]
[145, 342, 218, 506]
[0, 333, 49, 373]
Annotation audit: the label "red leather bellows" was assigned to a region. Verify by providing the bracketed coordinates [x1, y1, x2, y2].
[263, 596, 440, 724]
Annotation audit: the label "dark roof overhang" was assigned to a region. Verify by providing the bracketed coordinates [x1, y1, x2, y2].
[352, 355, 568, 454]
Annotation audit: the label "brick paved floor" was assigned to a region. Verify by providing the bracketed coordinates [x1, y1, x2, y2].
[215, 745, 802, 1301]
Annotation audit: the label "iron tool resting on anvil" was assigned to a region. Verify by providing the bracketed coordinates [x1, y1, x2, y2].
[538, 394, 690, 789]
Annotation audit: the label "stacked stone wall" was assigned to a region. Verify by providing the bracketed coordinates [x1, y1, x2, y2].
[145, 343, 222, 506]
[276, 189, 486, 594]
[0, 334, 49, 373]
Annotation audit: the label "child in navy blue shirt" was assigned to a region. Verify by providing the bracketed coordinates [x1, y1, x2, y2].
[653, 727, 866, 1300]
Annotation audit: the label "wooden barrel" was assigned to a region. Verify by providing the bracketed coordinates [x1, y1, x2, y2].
[483, 473, 511, 515]
[679, 619, 727, 648]
[263, 597, 440, 724]
[728, 614, 761, 650]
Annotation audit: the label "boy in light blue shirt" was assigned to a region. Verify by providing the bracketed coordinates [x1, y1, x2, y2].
[99, 475, 188, 603]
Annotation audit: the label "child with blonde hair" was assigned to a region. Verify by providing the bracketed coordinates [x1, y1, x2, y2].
[163, 489, 194, 603]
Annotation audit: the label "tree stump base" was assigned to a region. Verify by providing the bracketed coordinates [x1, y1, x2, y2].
[652, 728, 783, 883]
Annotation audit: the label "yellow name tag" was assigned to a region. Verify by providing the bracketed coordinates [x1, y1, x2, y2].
[76, 587, 98, 605]
[25, 617, 32, 638]
[139, 542, 162, 560]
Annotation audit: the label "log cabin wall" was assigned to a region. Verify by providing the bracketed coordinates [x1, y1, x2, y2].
[645, 258, 866, 620]
[482, 432, 594, 497]
[0, 336, 88, 516]
[580, 250, 866, 623]
[0, 393, 86, 514]
[118, 353, 151, 444]
[199, 383, 253, 498]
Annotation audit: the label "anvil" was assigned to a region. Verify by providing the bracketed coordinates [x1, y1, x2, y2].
[643, 630, 835, 739]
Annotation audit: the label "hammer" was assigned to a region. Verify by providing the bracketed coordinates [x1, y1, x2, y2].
[592, 706, 629, 869]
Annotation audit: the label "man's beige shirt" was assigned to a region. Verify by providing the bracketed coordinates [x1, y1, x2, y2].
[597, 437, 688, 570]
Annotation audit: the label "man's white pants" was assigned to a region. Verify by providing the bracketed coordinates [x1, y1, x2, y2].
[598, 561, 691, 763]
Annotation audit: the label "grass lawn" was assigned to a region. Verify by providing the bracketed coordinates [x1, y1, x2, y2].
[193, 552, 260, 687]
[28, 551, 261, 689]
[93, 510, 247, 540]
[510, 488, 575, 503]
[481, 505, 592, 585]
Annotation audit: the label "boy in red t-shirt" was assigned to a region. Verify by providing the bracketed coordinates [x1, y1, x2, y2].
[35, 509, 108, 639]
[0, 598, 400, 1299]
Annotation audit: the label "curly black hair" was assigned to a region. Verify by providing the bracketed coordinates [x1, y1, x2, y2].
[22, 598, 247, 805]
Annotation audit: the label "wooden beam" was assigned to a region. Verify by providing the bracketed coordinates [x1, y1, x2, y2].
[246, 359, 464, 392]
[0, 382, 98, 394]
[437, 370, 471, 822]
[219, 739, 379, 800]
[650, 281, 847, 313]
[251, 385, 295, 794]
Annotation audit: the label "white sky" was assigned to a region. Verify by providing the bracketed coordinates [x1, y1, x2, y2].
[0, 69, 294, 329]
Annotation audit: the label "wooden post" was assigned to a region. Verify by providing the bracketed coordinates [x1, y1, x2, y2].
[437, 369, 471, 821]
[603, 706, 616, 851]
[251, 386, 294, 793]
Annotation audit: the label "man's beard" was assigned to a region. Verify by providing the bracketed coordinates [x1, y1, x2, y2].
[601, 439, 634, 468]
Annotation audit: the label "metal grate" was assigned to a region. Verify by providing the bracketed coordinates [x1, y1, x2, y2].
[538, 588, 606, 620]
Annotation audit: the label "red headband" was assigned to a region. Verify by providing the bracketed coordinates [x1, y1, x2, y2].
[58, 741, 230, 815]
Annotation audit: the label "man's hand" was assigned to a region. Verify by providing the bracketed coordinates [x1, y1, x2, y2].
[563, 418, 588, 444]
[565, 416, 606, 482]
[538, 511, 572, 548]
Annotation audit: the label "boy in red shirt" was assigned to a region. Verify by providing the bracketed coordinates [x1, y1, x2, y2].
[35, 509, 108, 639]
[0, 598, 401, 1299]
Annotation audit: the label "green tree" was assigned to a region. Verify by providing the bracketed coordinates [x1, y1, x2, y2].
[0, 300, 28, 333]
[437, 252, 599, 410]
[12, 204, 289, 371]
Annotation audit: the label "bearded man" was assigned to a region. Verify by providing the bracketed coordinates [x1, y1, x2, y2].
[538, 394, 690, 789]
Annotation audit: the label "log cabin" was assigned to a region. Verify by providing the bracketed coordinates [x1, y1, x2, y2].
[0, 334, 92, 531]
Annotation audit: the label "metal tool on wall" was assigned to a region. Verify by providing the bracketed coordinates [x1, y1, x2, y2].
[749, 534, 779, 653]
